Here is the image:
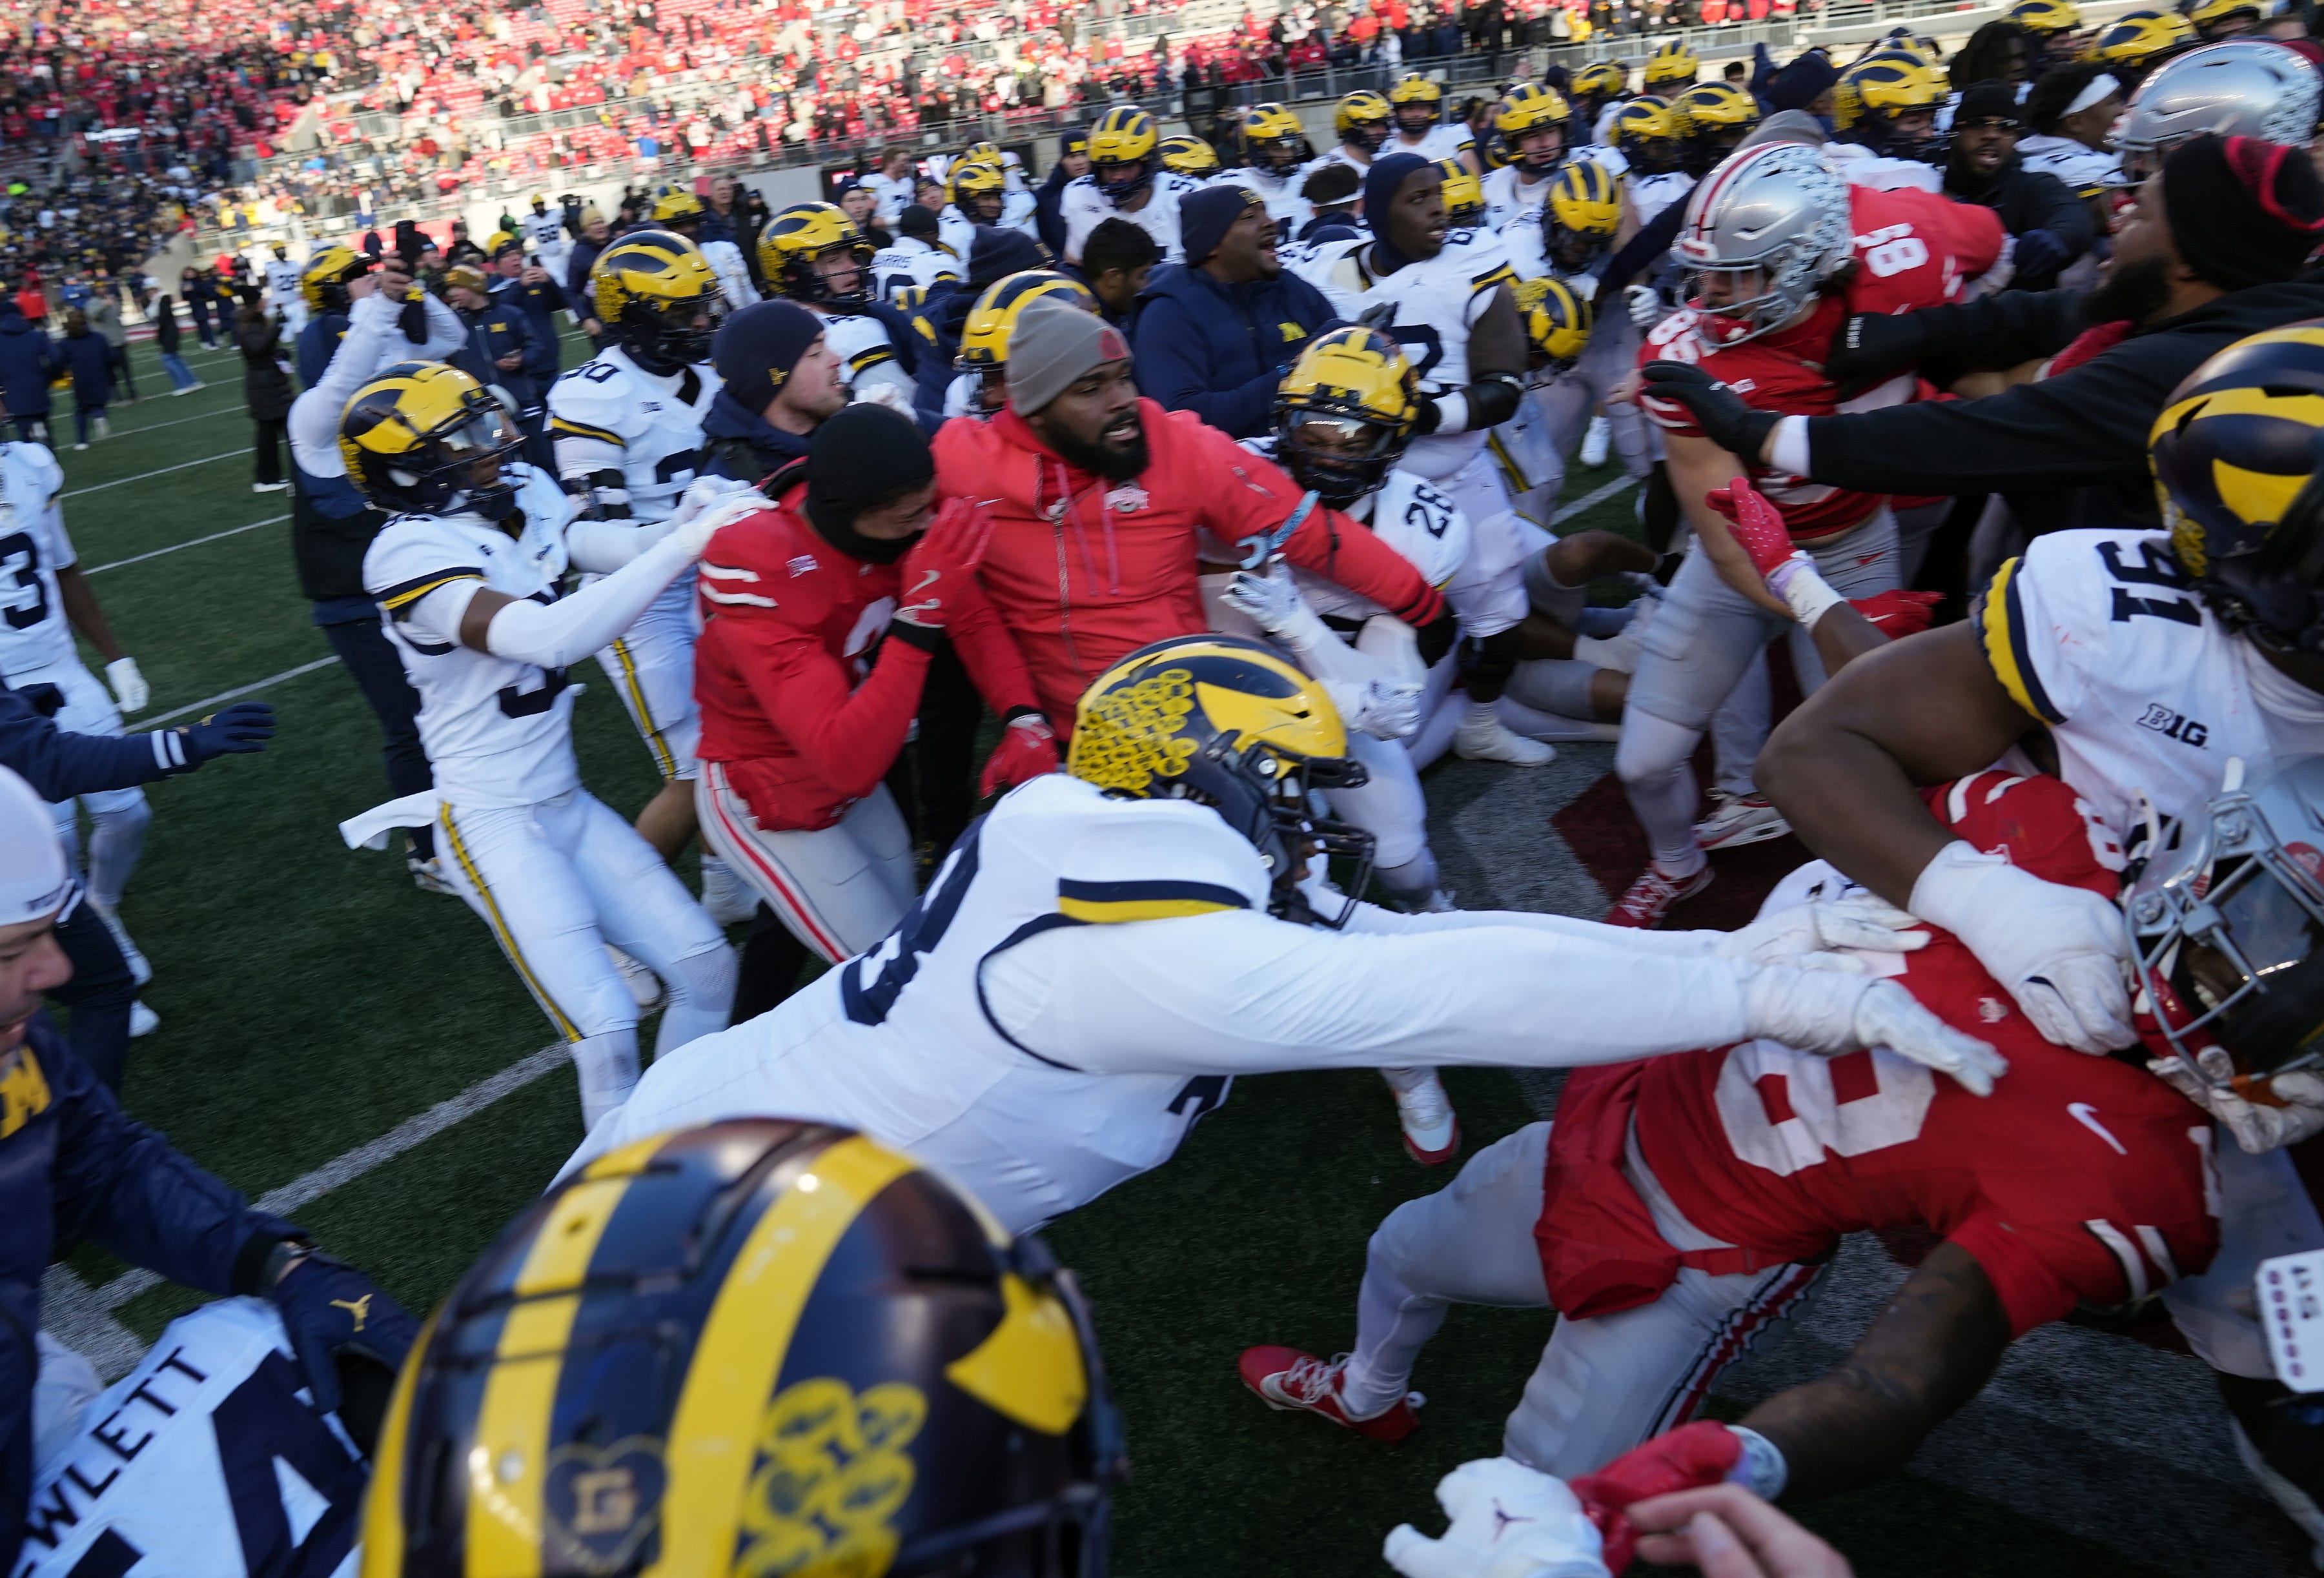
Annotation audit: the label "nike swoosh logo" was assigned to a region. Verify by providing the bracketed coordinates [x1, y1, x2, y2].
[2068, 1102, 2126, 1156]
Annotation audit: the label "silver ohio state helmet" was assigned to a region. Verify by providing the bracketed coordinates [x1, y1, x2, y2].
[1673, 142, 1851, 346]
[2124, 755, 2324, 1088]
[2114, 39, 2323, 185]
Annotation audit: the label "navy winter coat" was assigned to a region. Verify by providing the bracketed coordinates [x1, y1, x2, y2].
[1131, 263, 1343, 439]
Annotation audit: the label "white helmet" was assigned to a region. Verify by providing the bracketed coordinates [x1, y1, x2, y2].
[2125, 754, 2324, 1092]
[2114, 39, 2323, 185]
[1673, 143, 1851, 347]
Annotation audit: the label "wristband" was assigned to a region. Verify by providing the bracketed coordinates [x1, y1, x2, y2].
[1429, 390, 1471, 435]
[1769, 552, 1844, 627]
[1728, 1426, 1789, 1501]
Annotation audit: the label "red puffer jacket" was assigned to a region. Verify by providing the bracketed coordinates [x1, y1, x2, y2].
[933, 399, 1448, 733]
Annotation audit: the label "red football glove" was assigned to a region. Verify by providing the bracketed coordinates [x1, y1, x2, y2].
[1851, 587, 1943, 638]
[893, 496, 999, 634]
[1570, 1422, 1743, 1573]
[979, 712, 1059, 798]
[1704, 476, 1796, 582]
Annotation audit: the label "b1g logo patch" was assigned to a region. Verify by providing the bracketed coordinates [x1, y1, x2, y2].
[2137, 703, 2208, 749]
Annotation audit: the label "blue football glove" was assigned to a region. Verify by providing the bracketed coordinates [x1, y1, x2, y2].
[2012, 227, 2070, 281]
[269, 1252, 420, 1415]
[178, 701, 276, 765]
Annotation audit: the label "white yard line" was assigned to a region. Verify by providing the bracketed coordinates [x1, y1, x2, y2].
[86, 514, 284, 574]
[1549, 474, 1639, 525]
[63, 448, 252, 498]
[106, 402, 238, 438]
[92, 1044, 567, 1316]
[143, 656, 340, 725]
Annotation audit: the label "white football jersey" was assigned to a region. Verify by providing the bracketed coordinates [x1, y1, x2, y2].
[1629, 169, 1697, 227]
[1318, 145, 1376, 179]
[1214, 163, 1318, 232]
[1482, 164, 1557, 235]
[2016, 133, 2120, 194]
[1302, 466, 1471, 623]
[872, 236, 961, 302]
[1059, 170, 1205, 265]
[0, 443, 73, 678]
[816, 306, 910, 399]
[1388, 125, 1476, 163]
[573, 772, 1271, 1231]
[546, 343, 719, 522]
[263, 257, 304, 305]
[17, 1300, 364, 1578]
[1574, 142, 1629, 179]
[1977, 527, 2324, 833]
[937, 205, 981, 261]
[522, 208, 568, 254]
[365, 465, 583, 809]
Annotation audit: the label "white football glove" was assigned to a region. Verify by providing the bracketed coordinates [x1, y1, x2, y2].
[1742, 967, 2008, 1096]
[1220, 561, 1308, 634]
[1909, 840, 2136, 1055]
[103, 656, 148, 714]
[1711, 893, 1930, 972]
[1385, 1457, 1611, 1578]
[2152, 1045, 2324, 1155]
[850, 378, 921, 418]
[1320, 675, 1425, 740]
[1624, 283, 1662, 330]
[664, 486, 770, 559]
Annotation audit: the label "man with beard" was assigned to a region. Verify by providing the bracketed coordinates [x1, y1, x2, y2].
[1941, 79, 2095, 294]
[1639, 134, 2324, 537]
[933, 301, 1459, 734]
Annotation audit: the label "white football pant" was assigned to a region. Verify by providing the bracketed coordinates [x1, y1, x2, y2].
[20, 659, 148, 909]
[1511, 317, 1658, 521]
[1618, 511, 1901, 874]
[595, 576, 702, 782]
[1337, 1120, 1822, 1478]
[697, 765, 917, 962]
[436, 787, 734, 1126]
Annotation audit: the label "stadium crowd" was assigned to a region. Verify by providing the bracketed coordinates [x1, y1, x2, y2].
[14, 3, 2324, 1575]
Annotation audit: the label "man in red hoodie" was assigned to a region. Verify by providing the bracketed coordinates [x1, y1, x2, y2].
[933, 299, 1457, 734]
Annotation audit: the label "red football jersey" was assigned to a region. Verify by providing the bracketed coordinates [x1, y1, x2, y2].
[1627, 773, 2221, 1337]
[1639, 184, 2004, 541]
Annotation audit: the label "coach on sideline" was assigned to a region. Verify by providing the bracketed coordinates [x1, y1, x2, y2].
[1639, 134, 2324, 533]
[0, 765, 413, 1564]
[1132, 185, 1343, 439]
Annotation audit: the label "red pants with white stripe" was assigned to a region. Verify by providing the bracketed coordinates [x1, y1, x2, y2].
[695, 762, 916, 963]
[1336, 1120, 1822, 1477]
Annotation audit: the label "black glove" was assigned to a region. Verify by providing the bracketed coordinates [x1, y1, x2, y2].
[1636, 362, 1780, 462]
[179, 701, 276, 764]
[1824, 309, 1933, 400]
[269, 1251, 421, 1415]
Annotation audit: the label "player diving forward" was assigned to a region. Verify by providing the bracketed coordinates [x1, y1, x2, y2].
[341, 361, 753, 1126]
[566, 631, 2002, 1232]
[547, 227, 752, 924]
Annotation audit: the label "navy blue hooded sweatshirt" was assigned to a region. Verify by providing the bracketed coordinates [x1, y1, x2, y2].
[1130, 261, 1343, 438]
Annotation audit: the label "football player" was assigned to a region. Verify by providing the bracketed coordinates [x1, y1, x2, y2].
[2112, 37, 2322, 190]
[1833, 56, 1950, 163]
[548, 230, 731, 888]
[1060, 106, 1205, 265]
[1159, 134, 1221, 183]
[1567, 61, 1632, 157]
[1643, 39, 1701, 97]
[566, 631, 2000, 1232]
[2010, 0, 2087, 66]
[1671, 80, 1764, 177]
[519, 190, 571, 284]
[1321, 90, 1396, 178]
[1610, 143, 2001, 927]
[1294, 155, 1551, 768]
[0, 430, 158, 1018]
[260, 240, 307, 334]
[1434, 156, 1488, 231]
[1480, 83, 1575, 233]
[1241, 767, 2217, 1521]
[1751, 322, 2324, 1550]
[758, 201, 922, 414]
[2088, 6, 2201, 95]
[1387, 74, 1479, 167]
[1215, 101, 1319, 232]
[938, 158, 1009, 256]
[942, 269, 1099, 420]
[649, 188, 759, 309]
[870, 203, 963, 303]
[357, 361, 748, 1124]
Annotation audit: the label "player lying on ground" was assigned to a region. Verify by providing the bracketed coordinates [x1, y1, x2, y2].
[564, 632, 2002, 1233]
[1241, 768, 2219, 1524]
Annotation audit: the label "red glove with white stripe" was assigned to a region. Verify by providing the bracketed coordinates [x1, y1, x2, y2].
[1851, 588, 1943, 638]
[1706, 478, 1840, 627]
[979, 711, 1059, 798]
[1571, 1422, 1746, 1572]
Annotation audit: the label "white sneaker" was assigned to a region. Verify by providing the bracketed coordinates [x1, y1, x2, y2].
[698, 855, 754, 926]
[88, 899, 151, 987]
[1387, 1069, 1460, 1164]
[171, 383, 194, 396]
[1453, 703, 1556, 766]
[71, 443, 87, 452]
[92, 415, 108, 440]
[1695, 790, 1791, 851]
[607, 944, 663, 1009]
[252, 480, 287, 493]
[128, 1000, 159, 1037]
[1579, 413, 1611, 468]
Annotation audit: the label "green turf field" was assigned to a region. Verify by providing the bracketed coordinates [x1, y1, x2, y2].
[39, 329, 2166, 1577]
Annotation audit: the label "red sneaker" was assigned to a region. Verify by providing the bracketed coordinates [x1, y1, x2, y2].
[1238, 1346, 1423, 1442]
[1604, 863, 1713, 928]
